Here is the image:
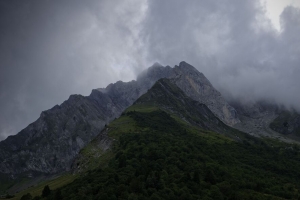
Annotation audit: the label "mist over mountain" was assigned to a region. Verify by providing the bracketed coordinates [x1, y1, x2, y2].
[1, 62, 299, 199]
[0, 61, 298, 189]
[0, 0, 300, 141]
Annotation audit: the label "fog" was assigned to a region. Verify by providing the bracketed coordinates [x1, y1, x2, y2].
[0, 0, 299, 140]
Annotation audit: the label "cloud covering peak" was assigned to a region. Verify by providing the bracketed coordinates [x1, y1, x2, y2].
[0, 0, 299, 140]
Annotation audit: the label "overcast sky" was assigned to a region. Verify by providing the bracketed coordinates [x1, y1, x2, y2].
[0, 0, 299, 141]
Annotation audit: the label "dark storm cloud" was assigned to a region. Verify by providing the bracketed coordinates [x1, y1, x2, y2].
[0, 0, 299, 141]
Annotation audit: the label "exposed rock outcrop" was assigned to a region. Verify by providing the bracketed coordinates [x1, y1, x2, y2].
[270, 110, 300, 136]
[171, 62, 240, 126]
[0, 92, 117, 175]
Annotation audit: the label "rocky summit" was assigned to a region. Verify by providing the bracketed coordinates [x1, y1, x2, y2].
[171, 62, 240, 126]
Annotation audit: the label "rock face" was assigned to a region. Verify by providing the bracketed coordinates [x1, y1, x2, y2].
[71, 127, 113, 174]
[229, 100, 300, 142]
[103, 61, 240, 127]
[171, 62, 240, 126]
[0, 92, 117, 175]
[270, 111, 300, 136]
[135, 78, 232, 134]
[230, 101, 280, 136]
[0, 61, 238, 179]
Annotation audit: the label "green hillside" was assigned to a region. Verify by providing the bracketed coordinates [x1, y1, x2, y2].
[26, 79, 300, 200]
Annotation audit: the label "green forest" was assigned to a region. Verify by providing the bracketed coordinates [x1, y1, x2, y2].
[23, 108, 300, 200]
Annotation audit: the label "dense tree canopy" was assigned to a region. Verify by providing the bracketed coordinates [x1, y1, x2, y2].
[37, 109, 300, 200]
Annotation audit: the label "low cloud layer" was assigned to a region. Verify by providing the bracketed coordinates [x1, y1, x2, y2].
[142, 1, 300, 108]
[0, 0, 299, 140]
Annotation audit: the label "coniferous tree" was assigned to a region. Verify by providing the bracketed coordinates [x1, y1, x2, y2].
[204, 169, 217, 185]
[20, 193, 32, 200]
[193, 170, 200, 183]
[54, 189, 63, 200]
[42, 185, 51, 198]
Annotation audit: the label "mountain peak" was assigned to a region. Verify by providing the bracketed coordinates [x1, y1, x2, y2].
[175, 61, 201, 74]
[133, 78, 229, 133]
[151, 62, 163, 67]
[179, 61, 189, 66]
[136, 63, 173, 83]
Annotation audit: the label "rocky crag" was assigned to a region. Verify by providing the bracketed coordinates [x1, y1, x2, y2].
[270, 110, 300, 136]
[171, 62, 240, 126]
[229, 100, 300, 143]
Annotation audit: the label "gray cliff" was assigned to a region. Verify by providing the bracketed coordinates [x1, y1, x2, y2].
[171, 62, 240, 126]
[270, 111, 300, 136]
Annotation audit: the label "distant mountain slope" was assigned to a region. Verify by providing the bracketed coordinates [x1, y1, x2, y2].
[270, 110, 300, 136]
[229, 100, 300, 142]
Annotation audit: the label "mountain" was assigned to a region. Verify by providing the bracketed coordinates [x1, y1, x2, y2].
[5, 60, 300, 197]
[2, 61, 300, 198]
[0, 67, 169, 179]
[72, 78, 248, 174]
[71, 78, 238, 173]
[41, 78, 300, 200]
[0, 61, 239, 183]
[138, 61, 240, 126]
[133, 78, 233, 134]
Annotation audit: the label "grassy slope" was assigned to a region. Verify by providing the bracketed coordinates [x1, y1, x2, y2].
[9, 174, 76, 200]
[40, 101, 300, 200]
